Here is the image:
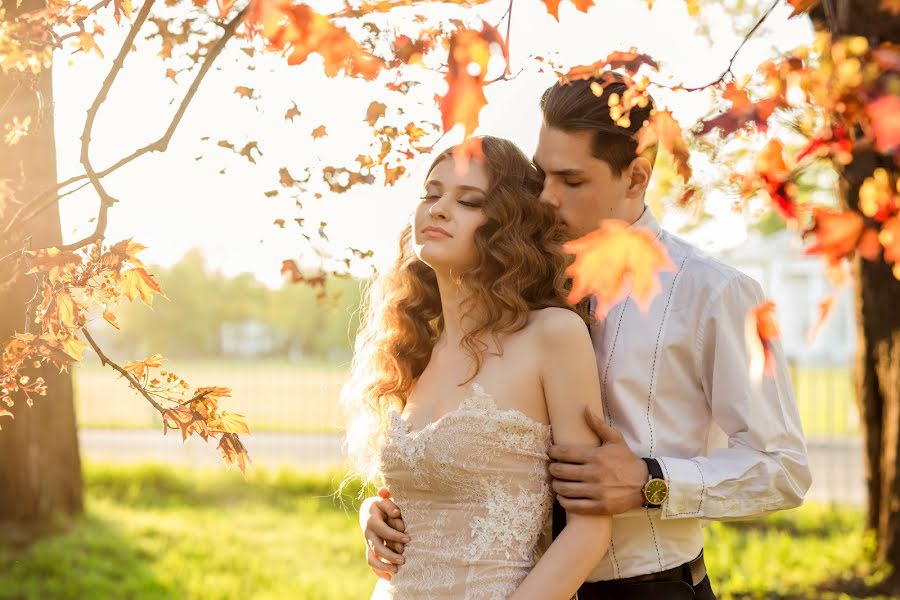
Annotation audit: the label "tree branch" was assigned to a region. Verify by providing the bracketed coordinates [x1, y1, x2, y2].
[676, 0, 780, 93]
[80, 327, 167, 416]
[4, 5, 249, 251]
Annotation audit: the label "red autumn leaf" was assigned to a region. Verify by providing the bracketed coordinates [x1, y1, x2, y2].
[746, 301, 780, 383]
[311, 125, 327, 139]
[438, 22, 507, 137]
[636, 110, 692, 183]
[803, 207, 867, 265]
[250, 2, 382, 79]
[564, 220, 676, 320]
[796, 125, 853, 165]
[807, 295, 836, 343]
[392, 34, 433, 65]
[541, 0, 595, 21]
[563, 52, 658, 82]
[699, 83, 778, 137]
[752, 139, 797, 222]
[787, 0, 821, 17]
[866, 95, 900, 154]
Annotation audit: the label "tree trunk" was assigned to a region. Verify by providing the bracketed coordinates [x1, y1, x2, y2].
[811, 0, 900, 572]
[0, 0, 84, 536]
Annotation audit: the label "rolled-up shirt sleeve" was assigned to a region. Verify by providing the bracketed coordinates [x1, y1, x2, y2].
[657, 274, 812, 520]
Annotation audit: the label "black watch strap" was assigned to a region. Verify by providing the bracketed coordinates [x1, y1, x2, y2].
[642, 457, 664, 481]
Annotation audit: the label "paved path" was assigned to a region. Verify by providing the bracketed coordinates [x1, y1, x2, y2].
[78, 430, 865, 506]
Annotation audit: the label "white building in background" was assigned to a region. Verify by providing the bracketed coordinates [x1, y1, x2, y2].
[715, 230, 856, 365]
[219, 319, 279, 357]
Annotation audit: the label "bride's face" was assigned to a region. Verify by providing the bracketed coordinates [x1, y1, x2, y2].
[413, 156, 490, 275]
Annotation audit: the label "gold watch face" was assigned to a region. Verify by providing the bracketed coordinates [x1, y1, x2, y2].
[644, 479, 669, 506]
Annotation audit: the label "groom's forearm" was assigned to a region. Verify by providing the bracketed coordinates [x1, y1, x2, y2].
[509, 513, 611, 600]
[657, 443, 810, 521]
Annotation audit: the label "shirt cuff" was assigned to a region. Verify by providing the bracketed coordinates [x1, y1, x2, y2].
[657, 456, 705, 519]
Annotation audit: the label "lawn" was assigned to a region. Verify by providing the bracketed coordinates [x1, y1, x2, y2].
[0, 463, 891, 600]
[73, 359, 859, 438]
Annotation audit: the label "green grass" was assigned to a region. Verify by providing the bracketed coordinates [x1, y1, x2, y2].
[0, 463, 892, 600]
[73, 360, 858, 438]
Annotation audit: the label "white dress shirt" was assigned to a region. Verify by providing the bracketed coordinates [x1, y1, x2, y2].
[583, 207, 812, 582]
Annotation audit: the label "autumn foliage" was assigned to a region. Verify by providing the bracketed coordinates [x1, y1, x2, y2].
[1, 0, 898, 472]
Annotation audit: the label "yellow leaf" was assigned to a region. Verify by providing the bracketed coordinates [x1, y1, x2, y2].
[60, 334, 86, 361]
[103, 309, 120, 330]
[215, 411, 250, 434]
[121, 268, 164, 306]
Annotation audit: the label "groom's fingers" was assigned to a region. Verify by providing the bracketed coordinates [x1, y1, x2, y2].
[551, 479, 595, 499]
[370, 515, 411, 545]
[367, 546, 399, 578]
[548, 443, 594, 465]
[548, 461, 589, 482]
[556, 495, 602, 514]
[367, 534, 406, 567]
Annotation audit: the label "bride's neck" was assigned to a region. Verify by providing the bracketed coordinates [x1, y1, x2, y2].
[434, 271, 480, 344]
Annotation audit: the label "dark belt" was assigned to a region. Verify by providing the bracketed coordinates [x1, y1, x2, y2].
[579, 550, 707, 591]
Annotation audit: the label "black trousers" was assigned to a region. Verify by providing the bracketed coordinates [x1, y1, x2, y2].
[551, 499, 717, 600]
[576, 574, 716, 600]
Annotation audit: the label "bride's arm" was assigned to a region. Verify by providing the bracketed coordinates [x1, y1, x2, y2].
[510, 308, 611, 600]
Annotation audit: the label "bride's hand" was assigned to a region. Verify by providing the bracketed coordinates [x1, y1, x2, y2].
[361, 487, 410, 580]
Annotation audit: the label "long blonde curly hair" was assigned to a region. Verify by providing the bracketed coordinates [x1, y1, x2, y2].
[342, 136, 584, 483]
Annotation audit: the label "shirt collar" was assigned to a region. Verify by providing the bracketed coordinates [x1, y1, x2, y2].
[630, 204, 662, 238]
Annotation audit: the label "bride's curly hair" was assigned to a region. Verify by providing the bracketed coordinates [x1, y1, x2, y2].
[342, 136, 585, 483]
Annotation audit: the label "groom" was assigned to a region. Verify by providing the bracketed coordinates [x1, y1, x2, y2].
[360, 71, 812, 599]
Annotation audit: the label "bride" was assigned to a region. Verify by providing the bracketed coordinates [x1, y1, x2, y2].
[343, 136, 611, 599]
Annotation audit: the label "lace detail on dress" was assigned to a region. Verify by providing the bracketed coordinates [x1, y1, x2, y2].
[372, 384, 554, 600]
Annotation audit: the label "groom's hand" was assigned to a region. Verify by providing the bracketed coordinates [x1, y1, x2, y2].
[361, 487, 410, 580]
[548, 406, 648, 515]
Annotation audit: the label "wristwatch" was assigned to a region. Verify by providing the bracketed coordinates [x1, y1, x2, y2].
[641, 458, 669, 508]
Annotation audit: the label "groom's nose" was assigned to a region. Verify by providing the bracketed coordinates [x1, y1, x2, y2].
[539, 184, 560, 209]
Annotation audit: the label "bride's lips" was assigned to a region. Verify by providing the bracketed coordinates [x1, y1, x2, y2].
[423, 226, 452, 238]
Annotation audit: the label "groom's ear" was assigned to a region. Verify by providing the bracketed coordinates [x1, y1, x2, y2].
[624, 156, 653, 200]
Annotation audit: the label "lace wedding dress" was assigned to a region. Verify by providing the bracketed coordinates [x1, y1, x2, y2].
[371, 383, 555, 600]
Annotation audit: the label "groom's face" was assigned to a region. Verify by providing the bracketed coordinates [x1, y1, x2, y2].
[533, 124, 631, 239]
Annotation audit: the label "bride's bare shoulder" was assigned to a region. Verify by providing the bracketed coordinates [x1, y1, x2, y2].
[527, 307, 590, 342]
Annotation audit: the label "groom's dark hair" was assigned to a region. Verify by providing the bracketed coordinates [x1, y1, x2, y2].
[540, 71, 657, 176]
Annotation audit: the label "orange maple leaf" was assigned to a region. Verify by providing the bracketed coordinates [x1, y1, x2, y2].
[438, 22, 506, 137]
[251, 1, 382, 79]
[636, 110, 692, 183]
[866, 95, 900, 154]
[312, 125, 327, 139]
[234, 85, 254, 99]
[121, 267, 165, 306]
[365, 101, 387, 126]
[564, 220, 675, 320]
[541, 0, 595, 21]
[284, 102, 301, 121]
[787, 0, 821, 16]
[218, 432, 251, 473]
[123, 354, 165, 380]
[807, 295, 836, 343]
[803, 208, 869, 265]
[746, 301, 780, 383]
